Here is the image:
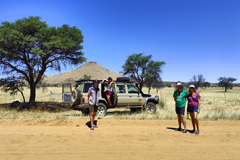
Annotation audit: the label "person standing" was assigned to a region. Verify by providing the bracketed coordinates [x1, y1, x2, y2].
[187, 85, 201, 134]
[102, 77, 115, 107]
[173, 82, 188, 133]
[88, 80, 100, 130]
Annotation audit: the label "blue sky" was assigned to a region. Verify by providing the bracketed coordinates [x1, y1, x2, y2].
[0, 0, 239, 83]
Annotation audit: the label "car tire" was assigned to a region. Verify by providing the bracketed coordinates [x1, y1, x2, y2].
[71, 89, 81, 105]
[97, 103, 107, 116]
[145, 102, 156, 113]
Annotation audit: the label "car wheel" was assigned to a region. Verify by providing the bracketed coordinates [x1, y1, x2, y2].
[97, 103, 107, 116]
[145, 102, 156, 113]
[71, 89, 81, 105]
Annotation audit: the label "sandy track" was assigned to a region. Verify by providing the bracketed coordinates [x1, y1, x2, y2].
[0, 119, 239, 160]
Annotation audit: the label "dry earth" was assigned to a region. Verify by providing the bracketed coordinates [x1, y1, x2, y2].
[0, 119, 239, 160]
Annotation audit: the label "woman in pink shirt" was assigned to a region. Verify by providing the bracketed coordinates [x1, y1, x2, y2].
[187, 85, 201, 134]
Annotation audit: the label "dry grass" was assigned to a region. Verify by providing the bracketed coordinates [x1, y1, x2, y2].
[0, 87, 240, 120]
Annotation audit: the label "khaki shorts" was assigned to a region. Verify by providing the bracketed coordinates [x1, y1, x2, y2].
[89, 105, 98, 113]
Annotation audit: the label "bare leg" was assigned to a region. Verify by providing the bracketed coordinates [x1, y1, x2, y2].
[90, 112, 94, 127]
[194, 112, 199, 131]
[107, 95, 112, 107]
[180, 114, 186, 130]
[177, 114, 182, 129]
[190, 112, 195, 130]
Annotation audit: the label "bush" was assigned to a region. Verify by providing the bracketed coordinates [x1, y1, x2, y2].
[158, 100, 166, 109]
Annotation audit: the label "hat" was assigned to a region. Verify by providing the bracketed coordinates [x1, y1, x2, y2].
[93, 80, 98, 84]
[176, 82, 182, 86]
[189, 85, 195, 88]
[108, 77, 112, 80]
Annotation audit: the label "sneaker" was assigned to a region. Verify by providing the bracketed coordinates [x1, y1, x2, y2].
[182, 129, 187, 133]
[175, 128, 182, 131]
[91, 126, 94, 130]
[93, 125, 98, 128]
[195, 130, 200, 134]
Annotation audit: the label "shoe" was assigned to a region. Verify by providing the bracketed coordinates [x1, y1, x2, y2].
[182, 129, 187, 133]
[93, 125, 98, 128]
[195, 130, 199, 134]
[91, 126, 94, 130]
[175, 128, 182, 131]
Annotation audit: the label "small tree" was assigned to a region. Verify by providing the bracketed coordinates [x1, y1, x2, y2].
[81, 74, 92, 80]
[218, 77, 237, 92]
[0, 77, 26, 103]
[203, 82, 210, 89]
[189, 74, 205, 89]
[122, 53, 165, 90]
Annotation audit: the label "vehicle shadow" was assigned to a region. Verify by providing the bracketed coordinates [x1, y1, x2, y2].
[106, 110, 137, 116]
[85, 120, 98, 128]
[166, 127, 194, 133]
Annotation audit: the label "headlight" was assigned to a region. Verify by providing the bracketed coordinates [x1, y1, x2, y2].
[155, 96, 159, 101]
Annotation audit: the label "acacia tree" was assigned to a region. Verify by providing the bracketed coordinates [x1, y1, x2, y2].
[122, 53, 165, 90]
[0, 17, 86, 103]
[218, 77, 237, 92]
[189, 74, 205, 89]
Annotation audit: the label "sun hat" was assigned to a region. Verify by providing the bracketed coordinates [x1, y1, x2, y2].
[176, 82, 182, 86]
[108, 77, 112, 80]
[189, 85, 195, 88]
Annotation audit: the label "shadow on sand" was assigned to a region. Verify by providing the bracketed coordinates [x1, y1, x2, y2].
[166, 127, 195, 133]
[85, 120, 98, 128]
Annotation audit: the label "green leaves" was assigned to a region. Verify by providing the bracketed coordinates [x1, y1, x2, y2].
[122, 53, 165, 90]
[0, 16, 85, 102]
[218, 77, 237, 92]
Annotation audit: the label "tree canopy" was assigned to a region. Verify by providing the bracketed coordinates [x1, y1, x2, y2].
[189, 74, 205, 89]
[218, 77, 237, 92]
[0, 16, 86, 102]
[122, 53, 165, 90]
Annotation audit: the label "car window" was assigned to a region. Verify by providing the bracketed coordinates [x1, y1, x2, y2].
[127, 85, 139, 94]
[83, 83, 92, 93]
[116, 85, 126, 93]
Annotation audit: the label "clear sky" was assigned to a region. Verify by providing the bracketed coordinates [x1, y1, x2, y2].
[0, 0, 239, 83]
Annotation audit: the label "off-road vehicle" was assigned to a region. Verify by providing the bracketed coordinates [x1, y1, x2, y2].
[62, 77, 159, 116]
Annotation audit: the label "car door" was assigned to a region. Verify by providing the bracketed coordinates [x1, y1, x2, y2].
[112, 84, 118, 106]
[127, 84, 142, 106]
[62, 84, 72, 102]
[116, 84, 128, 106]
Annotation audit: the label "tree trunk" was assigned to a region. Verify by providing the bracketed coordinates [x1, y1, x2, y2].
[148, 87, 151, 94]
[17, 88, 25, 103]
[139, 82, 143, 90]
[225, 86, 227, 92]
[29, 84, 36, 103]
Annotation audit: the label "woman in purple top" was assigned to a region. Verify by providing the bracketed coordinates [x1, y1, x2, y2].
[187, 85, 201, 134]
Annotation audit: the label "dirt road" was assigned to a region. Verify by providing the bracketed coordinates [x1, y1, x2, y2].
[0, 119, 239, 160]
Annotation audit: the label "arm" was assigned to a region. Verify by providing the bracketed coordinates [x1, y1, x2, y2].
[174, 97, 176, 102]
[101, 79, 106, 84]
[197, 98, 200, 114]
[88, 93, 90, 105]
[110, 81, 115, 85]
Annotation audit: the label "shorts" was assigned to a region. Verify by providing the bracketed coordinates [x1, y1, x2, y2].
[106, 91, 112, 96]
[187, 106, 198, 112]
[89, 105, 98, 113]
[176, 107, 185, 115]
